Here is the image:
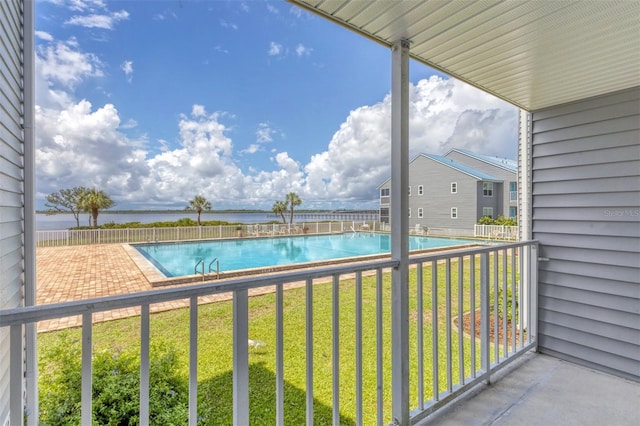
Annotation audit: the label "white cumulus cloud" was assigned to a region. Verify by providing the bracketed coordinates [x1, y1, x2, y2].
[268, 42, 283, 57]
[121, 60, 133, 83]
[295, 44, 313, 56]
[65, 10, 129, 29]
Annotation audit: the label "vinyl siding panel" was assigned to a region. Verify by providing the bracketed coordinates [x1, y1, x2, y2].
[0, 0, 24, 422]
[532, 87, 640, 380]
[408, 155, 478, 230]
[445, 150, 517, 216]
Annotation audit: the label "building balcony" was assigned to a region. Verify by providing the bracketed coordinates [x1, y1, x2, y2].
[2, 240, 637, 425]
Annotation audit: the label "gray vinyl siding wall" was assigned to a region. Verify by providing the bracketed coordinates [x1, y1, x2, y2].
[0, 0, 25, 421]
[475, 181, 502, 220]
[409, 156, 478, 230]
[531, 87, 640, 381]
[445, 150, 516, 217]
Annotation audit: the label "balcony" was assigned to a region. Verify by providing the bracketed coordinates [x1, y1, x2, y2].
[4, 241, 545, 425]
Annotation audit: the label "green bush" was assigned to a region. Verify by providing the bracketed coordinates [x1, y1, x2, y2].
[477, 215, 517, 226]
[39, 337, 188, 425]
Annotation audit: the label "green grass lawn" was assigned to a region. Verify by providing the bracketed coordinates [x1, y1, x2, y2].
[38, 254, 517, 425]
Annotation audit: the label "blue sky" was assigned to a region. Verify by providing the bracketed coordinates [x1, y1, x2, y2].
[35, 0, 519, 210]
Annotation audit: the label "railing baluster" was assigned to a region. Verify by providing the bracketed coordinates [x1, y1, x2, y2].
[493, 251, 500, 363]
[10, 324, 23, 426]
[332, 274, 340, 426]
[480, 252, 490, 382]
[519, 247, 525, 348]
[140, 304, 150, 426]
[355, 271, 363, 426]
[503, 250, 509, 354]
[233, 290, 249, 426]
[458, 256, 464, 385]
[305, 278, 314, 426]
[445, 258, 452, 393]
[81, 312, 93, 426]
[376, 268, 384, 426]
[470, 254, 476, 378]
[416, 262, 424, 410]
[431, 260, 439, 401]
[189, 297, 198, 426]
[511, 248, 517, 351]
[530, 245, 539, 347]
[276, 284, 284, 426]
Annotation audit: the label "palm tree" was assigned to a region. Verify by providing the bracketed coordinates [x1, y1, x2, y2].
[286, 192, 302, 225]
[272, 200, 287, 224]
[186, 195, 211, 225]
[80, 188, 114, 228]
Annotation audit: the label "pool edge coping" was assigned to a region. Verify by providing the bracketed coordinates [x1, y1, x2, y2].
[123, 235, 486, 288]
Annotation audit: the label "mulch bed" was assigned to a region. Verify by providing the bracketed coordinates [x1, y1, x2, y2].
[455, 309, 524, 344]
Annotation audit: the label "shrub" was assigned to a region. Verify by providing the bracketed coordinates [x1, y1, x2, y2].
[477, 215, 517, 226]
[39, 337, 188, 425]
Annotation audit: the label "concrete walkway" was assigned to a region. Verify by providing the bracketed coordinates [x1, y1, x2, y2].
[424, 352, 640, 426]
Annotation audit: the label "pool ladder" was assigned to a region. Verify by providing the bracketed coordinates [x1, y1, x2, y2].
[194, 258, 221, 281]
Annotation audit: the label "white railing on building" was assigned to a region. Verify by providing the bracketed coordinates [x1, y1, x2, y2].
[510, 191, 518, 202]
[35, 221, 384, 247]
[474, 224, 518, 240]
[2, 241, 537, 425]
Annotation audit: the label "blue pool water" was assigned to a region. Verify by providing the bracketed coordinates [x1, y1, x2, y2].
[134, 233, 478, 278]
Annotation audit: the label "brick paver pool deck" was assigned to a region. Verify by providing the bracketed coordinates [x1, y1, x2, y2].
[36, 241, 473, 333]
[36, 244, 340, 332]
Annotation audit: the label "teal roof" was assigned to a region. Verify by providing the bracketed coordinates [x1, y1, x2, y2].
[421, 154, 502, 181]
[448, 148, 517, 172]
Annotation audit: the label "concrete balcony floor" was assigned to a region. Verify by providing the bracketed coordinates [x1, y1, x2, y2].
[424, 352, 639, 426]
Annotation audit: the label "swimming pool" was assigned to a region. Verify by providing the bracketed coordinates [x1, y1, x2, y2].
[134, 233, 478, 278]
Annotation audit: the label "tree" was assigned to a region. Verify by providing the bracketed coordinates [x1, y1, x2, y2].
[186, 195, 211, 226]
[272, 200, 287, 224]
[80, 188, 114, 228]
[286, 192, 302, 225]
[45, 186, 89, 228]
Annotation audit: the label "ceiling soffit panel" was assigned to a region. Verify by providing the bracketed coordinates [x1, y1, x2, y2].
[290, 0, 640, 111]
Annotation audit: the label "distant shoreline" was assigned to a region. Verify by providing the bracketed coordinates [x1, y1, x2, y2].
[36, 209, 378, 215]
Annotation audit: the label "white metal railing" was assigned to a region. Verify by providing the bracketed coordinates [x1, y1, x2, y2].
[474, 224, 518, 240]
[1, 241, 538, 425]
[36, 221, 384, 247]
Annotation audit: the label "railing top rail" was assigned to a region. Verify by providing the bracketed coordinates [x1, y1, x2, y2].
[0, 258, 399, 327]
[408, 240, 537, 265]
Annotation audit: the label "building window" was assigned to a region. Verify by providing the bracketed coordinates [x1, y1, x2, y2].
[483, 182, 493, 197]
[451, 207, 458, 219]
[418, 185, 424, 195]
[418, 208, 423, 218]
[509, 207, 517, 218]
[509, 181, 517, 202]
[408, 208, 411, 218]
[408, 186, 412, 196]
[451, 182, 457, 193]
[380, 188, 390, 197]
[483, 207, 494, 218]
[380, 207, 390, 223]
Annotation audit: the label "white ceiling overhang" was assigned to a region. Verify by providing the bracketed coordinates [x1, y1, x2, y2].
[289, 0, 640, 111]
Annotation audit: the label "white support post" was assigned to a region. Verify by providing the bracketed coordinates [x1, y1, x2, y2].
[23, 0, 38, 423]
[391, 38, 410, 426]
